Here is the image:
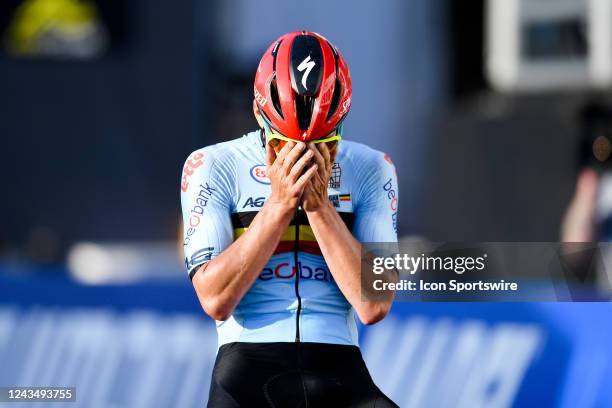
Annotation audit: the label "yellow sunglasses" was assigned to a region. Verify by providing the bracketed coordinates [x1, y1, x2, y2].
[263, 123, 343, 145]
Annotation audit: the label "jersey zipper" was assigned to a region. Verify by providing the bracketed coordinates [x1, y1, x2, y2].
[294, 207, 302, 342]
[294, 208, 308, 405]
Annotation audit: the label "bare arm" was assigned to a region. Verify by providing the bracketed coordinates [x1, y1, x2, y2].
[307, 202, 393, 324]
[302, 144, 394, 325]
[193, 201, 292, 320]
[193, 141, 317, 320]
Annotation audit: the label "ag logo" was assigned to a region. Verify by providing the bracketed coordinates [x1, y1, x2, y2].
[243, 196, 265, 208]
[297, 55, 316, 90]
[250, 165, 270, 185]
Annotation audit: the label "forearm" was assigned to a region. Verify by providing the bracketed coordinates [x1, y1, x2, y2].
[193, 201, 293, 319]
[307, 201, 393, 324]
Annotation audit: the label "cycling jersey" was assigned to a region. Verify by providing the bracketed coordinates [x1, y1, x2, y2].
[180, 130, 398, 348]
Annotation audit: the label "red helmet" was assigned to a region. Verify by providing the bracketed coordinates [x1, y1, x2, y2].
[254, 31, 352, 141]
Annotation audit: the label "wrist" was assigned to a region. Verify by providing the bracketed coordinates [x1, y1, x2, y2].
[263, 198, 296, 221]
[305, 198, 335, 217]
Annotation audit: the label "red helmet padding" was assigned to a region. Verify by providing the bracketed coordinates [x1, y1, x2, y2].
[254, 31, 352, 141]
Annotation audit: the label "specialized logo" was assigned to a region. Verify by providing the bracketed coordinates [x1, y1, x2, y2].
[243, 196, 265, 208]
[181, 152, 204, 192]
[340, 96, 351, 115]
[250, 165, 270, 185]
[383, 178, 398, 233]
[297, 55, 316, 90]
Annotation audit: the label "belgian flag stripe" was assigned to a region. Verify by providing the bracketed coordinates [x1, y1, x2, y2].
[231, 210, 354, 230]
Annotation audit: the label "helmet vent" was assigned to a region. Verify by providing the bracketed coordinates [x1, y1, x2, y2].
[327, 41, 339, 61]
[272, 40, 282, 72]
[326, 79, 342, 121]
[270, 77, 284, 119]
[295, 94, 314, 131]
[290, 35, 323, 96]
[272, 40, 282, 56]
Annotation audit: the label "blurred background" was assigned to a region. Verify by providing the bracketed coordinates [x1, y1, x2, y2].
[1, 0, 612, 407]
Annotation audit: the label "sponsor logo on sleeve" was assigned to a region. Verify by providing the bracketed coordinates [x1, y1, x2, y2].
[383, 178, 398, 233]
[383, 153, 397, 176]
[250, 165, 270, 185]
[384, 153, 394, 165]
[181, 152, 205, 192]
[184, 182, 216, 246]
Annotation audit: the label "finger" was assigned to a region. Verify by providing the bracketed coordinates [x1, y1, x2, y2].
[289, 149, 314, 182]
[311, 168, 326, 186]
[309, 143, 326, 171]
[308, 170, 327, 196]
[309, 145, 330, 187]
[293, 164, 318, 194]
[317, 142, 331, 167]
[300, 182, 312, 200]
[275, 141, 296, 167]
[265, 143, 276, 167]
[282, 142, 307, 172]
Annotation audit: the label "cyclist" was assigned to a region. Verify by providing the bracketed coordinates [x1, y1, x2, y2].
[181, 31, 399, 407]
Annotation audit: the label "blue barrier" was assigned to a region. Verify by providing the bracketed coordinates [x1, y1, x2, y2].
[0, 274, 610, 407]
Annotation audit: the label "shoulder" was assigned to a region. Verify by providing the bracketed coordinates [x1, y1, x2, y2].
[181, 132, 259, 193]
[337, 140, 396, 176]
[182, 131, 261, 172]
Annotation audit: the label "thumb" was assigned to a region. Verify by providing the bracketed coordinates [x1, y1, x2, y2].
[266, 143, 276, 167]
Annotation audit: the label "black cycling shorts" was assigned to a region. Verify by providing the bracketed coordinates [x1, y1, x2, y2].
[207, 342, 398, 407]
